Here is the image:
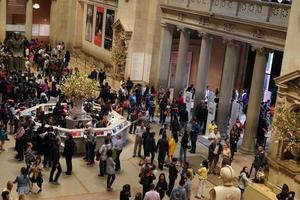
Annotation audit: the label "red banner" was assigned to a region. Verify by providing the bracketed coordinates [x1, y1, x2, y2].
[94, 7, 104, 46]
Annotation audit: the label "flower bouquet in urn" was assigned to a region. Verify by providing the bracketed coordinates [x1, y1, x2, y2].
[60, 72, 99, 119]
[273, 101, 300, 161]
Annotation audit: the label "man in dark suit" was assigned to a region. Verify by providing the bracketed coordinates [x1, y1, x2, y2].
[208, 138, 223, 174]
[90, 69, 98, 80]
[63, 133, 76, 175]
[49, 138, 62, 184]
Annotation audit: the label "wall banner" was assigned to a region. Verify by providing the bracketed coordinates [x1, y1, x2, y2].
[85, 4, 94, 42]
[104, 9, 115, 50]
[94, 7, 104, 46]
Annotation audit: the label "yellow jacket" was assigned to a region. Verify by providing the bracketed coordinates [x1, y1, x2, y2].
[168, 137, 177, 156]
[198, 167, 208, 180]
[208, 124, 218, 133]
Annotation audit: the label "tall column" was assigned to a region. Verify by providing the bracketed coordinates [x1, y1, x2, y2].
[25, 0, 33, 39]
[217, 40, 240, 135]
[157, 23, 174, 89]
[50, 0, 57, 47]
[174, 27, 190, 96]
[195, 32, 213, 103]
[0, 0, 6, 42]
[240, 47, 268, 154]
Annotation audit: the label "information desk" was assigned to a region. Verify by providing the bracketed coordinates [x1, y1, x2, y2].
[20, 103, 131, 154]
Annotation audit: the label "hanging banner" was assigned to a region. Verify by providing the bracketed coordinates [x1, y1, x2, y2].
[104, 9, 115, 50]
[94, 7, 104, 46]
[85, 4, 94, 42]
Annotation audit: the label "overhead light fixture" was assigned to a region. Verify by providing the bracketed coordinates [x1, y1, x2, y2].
[33, 3, 40, 9]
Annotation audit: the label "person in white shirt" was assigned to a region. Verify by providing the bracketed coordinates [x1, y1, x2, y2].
[208, 127, 221, 141]
[133, 122, 145, 157]
[144, 184, 160, 200]
[114, 135, 123, 171]
[98, 139, 111, 176]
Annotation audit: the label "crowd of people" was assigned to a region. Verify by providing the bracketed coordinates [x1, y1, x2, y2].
[0, 35, 295, 200]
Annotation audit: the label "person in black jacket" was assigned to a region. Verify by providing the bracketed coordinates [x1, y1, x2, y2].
[179, 130, 189, 165]
[144, 132, 156, 164]
[49, 138, 62, 184]
[63, 133, 76, 175]
[43, 127, 56, 168]
[167, 158, 178, 196]
[156, 133, 169, 170]
[179, 104, 189, 136]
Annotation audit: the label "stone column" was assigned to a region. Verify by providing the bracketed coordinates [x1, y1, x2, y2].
[174, 27, 190, 96]
[25, 0, 33, 39]
[195, 32, 213, 103]
[240, 46, 268, 154]
[50, 0, 57, 47]
[217, 39, 240, 135]
[157, 23, 174, 89]
[0, 0, 6, 42]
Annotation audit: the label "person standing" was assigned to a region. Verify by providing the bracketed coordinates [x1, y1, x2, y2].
[208, 138, 223, 175]
[238, 166, 251, 196]
[106, 149, 116, 191]
[229, 124, 240, 159]
[43, 127, 56, 167]
[144, 184, 160, 200]
[195, 160, 208, 199]
[29, 156, 43, 193]
[189, 119, 200, 154]
[98, 139, 111, 176]
[114, 135, 123, 171]
[63, 133, 76, 175]
[87, 129, 96, 165]
[221, 143, 232, 167]
[155, 173, 168, 200]
[179, 104, 189, 136]
[156, 133, 169, 170]
[133, 122, 145, 157]
[120, 184, 131, 200]
[49, 138, 62, 184]
[0, 123, 7, 151]
[167, 158, 178, 196]
[170, 178, 187, 200]
[250, 145, 266, 178]
[168, 134, 178, 162]
[179, 130, 189, 165]
[13, 167, 31, 195]
[2, 181, 16, 200]
[144, 132, 156, 165]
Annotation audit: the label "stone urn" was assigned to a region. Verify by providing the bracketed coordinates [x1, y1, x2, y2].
[291, 145, 300, 162]
[70, 100, 86, 120]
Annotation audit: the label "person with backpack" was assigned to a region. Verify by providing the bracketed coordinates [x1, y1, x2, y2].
[170, 178, 187, 200]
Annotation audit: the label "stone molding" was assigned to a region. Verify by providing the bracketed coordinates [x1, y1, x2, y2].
[251, 45, 271, 55]
[197, 32, 213, 40]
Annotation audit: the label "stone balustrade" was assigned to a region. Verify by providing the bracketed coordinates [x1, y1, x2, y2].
[165, 0, 290, 27]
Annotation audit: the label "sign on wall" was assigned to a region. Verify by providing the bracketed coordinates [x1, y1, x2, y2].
[94, 7, 104, 46]
[104, 9, 115, 50]
[85, 4, 94, 42]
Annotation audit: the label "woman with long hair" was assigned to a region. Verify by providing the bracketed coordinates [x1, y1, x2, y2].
[29, 156, 43, 193]
[238, 166, 251, 195]
[155, 173, 168, 199]
[13, 167, 31, 196]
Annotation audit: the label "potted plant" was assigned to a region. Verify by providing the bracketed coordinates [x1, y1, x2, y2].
[60, 72, 99, 120]
[273, 101, 300, 162]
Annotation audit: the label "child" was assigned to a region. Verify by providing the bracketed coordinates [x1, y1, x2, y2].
[195, 160, 209, 199]
[180, 162, 194, 180]
[29, 156, 43, 193]
[0, 123, 7, 151]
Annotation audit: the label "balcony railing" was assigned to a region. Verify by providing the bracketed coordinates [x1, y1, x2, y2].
[164, 0, 290, 27]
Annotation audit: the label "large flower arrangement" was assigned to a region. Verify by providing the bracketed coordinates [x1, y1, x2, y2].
[111, 29, 127, 79]
[60, 72, 99, 102]
[273, 101, 300, 152]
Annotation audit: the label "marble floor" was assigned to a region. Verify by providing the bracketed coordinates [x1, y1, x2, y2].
[0, 121, 277, 200]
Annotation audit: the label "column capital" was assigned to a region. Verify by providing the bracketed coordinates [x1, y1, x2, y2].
[160, 23, 174, 31]
[197, 32, 213, 40]
[251, 45, 272, 55]
[222, 38, 241, 47]
[176, 26, 191, 34]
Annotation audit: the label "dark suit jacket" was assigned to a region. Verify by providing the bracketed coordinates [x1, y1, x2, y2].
[208, 142, 223, 160]
[63, 138, 75, 157]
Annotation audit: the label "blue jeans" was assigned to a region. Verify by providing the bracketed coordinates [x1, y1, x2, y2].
[99, 160, 106, 176]
[179, 146, 187, 164]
